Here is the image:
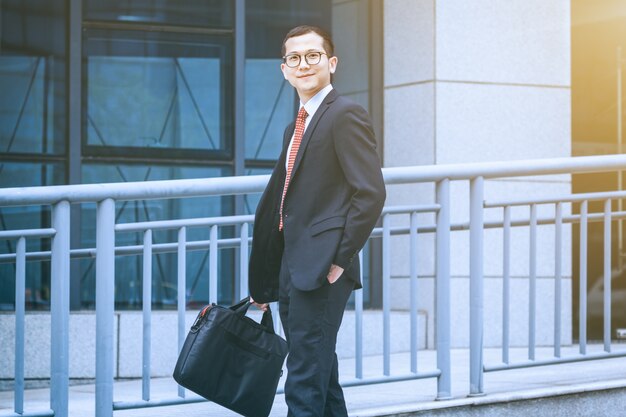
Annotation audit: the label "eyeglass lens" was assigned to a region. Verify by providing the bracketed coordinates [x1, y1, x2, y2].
[284, 52, 323, 67]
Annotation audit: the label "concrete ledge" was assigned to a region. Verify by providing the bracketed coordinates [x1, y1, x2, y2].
[351, 379, 626, 417]
[0, 310, 427, 380]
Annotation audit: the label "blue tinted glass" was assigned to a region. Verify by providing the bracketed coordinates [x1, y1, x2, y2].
[78, 163, 234, 309]
[0, 162, 65, 311]
[84, 31, 232, 154]
[243, 1, 330, 162]
[246, 0, 331, 59]
[0, 161, 64, 189]
[85, 0, 233, 28]
[0, 1, 66, 155]
[245, 60, 296, 160]
[243, 167, 272, 215]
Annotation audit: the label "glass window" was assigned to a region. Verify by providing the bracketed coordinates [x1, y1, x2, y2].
[84, 0, 233, 28]
[244, 0, 330, 166]
[245, 60, 296, 160]
[83, 29, 233, 157]
[0, 162, 65, 311]
[332, 0, 372, 113]
[78, 163, 233, 309]
[0, 0, 67, 156]
[245, 0, 331, 60]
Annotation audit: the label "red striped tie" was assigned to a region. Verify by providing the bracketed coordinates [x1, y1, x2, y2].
[279, 107, 308, 231]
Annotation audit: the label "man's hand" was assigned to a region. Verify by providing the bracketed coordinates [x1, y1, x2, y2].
[327, 264, 344, 284]
[249, 296, 269, 312]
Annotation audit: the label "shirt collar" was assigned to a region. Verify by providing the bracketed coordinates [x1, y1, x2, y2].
[301, 84, 333, 119]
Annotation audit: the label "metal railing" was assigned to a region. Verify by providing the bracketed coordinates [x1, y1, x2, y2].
[2, 154, 626, 416]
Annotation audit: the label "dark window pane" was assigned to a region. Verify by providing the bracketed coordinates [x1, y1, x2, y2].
[246, 0, 331, 59]
[84, 0, 233, 28]
[0, 161, 64, 189]
[84, 30, 232, 156]
[245, 60, 296, 160]
[244, 1, 331, 162]
[0, 162, 64, 311]
[0, 0, 67, 155]
[331, 0, 371, 113]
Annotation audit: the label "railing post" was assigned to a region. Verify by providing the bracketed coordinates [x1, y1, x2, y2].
[469, 176, 485, 396]
[209, 225, 218, 304]
[436, 179, 451, 400]
[50, 201, 70, 417]
[604, 199, 612, 352]
[529, 204, 537, 360]
[502, 205, 511, 364]
[410, 211, 419, 374]
[96, 198, 115, 417]
[142, 229, 152, 401]
[355, 251, 364, 379]
[554, 202, 563, 358]
[15, 237, 26, 415]
[382, 213, 391, 376]
[239, 222, 249, 299]
[579, 201, 588, 355]
[177, 226, 187, 398]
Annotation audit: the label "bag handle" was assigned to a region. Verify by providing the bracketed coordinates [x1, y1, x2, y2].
[260, 307, 275, 334]
[230, 297, 276, 335]
[230, 297, 250, 315]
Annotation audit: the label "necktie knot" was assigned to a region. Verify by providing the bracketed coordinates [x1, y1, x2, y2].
[297, 107, 308, 122]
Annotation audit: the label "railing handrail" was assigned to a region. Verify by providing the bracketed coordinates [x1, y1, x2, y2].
[3, 154, 626, 206]
[5, 153, 626, 417]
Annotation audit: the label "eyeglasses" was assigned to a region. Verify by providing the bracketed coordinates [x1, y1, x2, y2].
[282, 51, 327, 68]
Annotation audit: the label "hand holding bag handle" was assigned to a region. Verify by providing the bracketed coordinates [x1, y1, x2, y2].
[231, 297, 276, 335]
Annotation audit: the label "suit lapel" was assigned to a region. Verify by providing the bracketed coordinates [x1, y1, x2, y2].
[290, 89, 338, 179]
[281, 122, 295, 158]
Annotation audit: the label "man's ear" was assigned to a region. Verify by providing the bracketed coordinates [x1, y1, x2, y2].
[329, 56, 338, 74]
[280, 62, 288, 79]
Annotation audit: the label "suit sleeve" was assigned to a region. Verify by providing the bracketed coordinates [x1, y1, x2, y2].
[332, 104, 386, 269]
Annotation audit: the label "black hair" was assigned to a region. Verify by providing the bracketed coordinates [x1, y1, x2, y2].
[281, 25, 335, 57]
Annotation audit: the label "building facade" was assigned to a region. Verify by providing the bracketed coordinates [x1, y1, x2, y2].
[1, 0, 624, 378]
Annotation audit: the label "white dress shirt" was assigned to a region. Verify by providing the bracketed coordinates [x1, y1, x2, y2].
[285, 84, 334, 170]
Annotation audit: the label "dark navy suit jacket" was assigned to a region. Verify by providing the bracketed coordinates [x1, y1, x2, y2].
[249, 89, 386, 303]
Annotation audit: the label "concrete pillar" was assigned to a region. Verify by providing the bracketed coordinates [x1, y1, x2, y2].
[384, 0, 572, 348]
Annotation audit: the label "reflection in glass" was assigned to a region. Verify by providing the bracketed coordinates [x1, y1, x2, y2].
[245, 59, 296, 160]
[0, 0, 67, 156]
[0, 58, 63, 154]
[84, 31, 232, 154]
[87, 57, 221, 150]
[0, 162, 65, 311]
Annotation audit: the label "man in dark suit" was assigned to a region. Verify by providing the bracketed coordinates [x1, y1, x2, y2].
[249, 25, 385, 417]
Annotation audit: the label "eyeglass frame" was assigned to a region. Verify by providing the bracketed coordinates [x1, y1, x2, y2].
[282, 51, 328, 68]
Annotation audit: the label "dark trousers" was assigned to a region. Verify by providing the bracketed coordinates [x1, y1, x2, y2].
[278, 255, 354, 417]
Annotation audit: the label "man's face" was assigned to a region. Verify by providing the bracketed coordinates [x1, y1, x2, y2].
[281, 32, 337, 103]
